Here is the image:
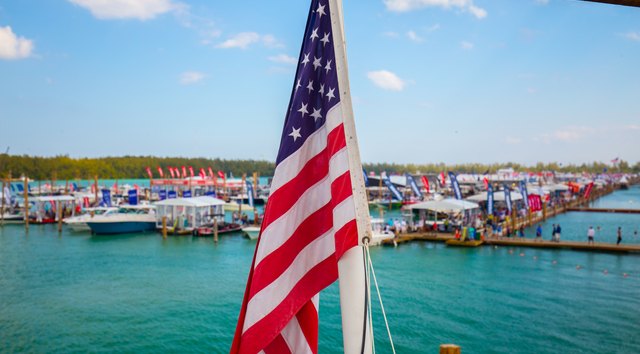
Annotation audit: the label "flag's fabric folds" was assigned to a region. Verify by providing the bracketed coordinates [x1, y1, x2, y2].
[231, 1, 360, 353]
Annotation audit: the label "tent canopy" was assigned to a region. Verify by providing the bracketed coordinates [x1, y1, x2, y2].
[154, 196, 225, 207]
[408, 198, 479, 213]
[466, 191, 523, 202]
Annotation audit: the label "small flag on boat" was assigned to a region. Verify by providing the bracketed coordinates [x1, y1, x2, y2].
[487, 183, 494, 215]
[440, 171, 446, 186]
[208, 167, 215, 178]
[246, 181, 254, 208]
[145, 167, 153, 179]
[231, 1, 369, 353]
[406, 173, 422, 199]
[169, 167, 176, 179]
[384, 175, 403, 201]
[181, 166, 187, 178]
[519, 180, 529, 210]
[483, 176, 489, 191]
[188, 166, 195, 178]
[101, 189, 111, 207]
[157, 167, 164, 178]
[363, 168, 368, 186]
[217, 170, 225, 179]
[583, 181, 594, 199]
[504, 183, 512, 213]
[200, 168, 206, 179]
[421, 175, 430, 194]
[128, 189, 138, 205]
[448, 171, 462, 200]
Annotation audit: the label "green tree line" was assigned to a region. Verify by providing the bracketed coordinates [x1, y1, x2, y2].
[0, 154, 637, 180]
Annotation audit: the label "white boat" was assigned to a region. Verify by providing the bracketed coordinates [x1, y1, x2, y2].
[86, 205, 156, 235]
[1, 210, 25, 224]
[154, 196, 226, 235]
[369, 218, 395, 246]
[242, 226, 261, 240]
[63, 207, 118, 232]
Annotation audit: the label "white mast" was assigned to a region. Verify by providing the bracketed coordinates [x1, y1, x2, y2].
[329, 0, 374, 353]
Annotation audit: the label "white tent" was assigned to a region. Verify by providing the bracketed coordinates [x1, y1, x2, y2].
[154, 196, 225, 207]
[408, 198, 479, 213]
[466, 191, 523, 202]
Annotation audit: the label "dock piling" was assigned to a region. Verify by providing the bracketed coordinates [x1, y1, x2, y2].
[213, 217, 219, 243]
[162, 216, 167, 238]
[57, 202, 63, 233]
[24, 178, 29, 231]
[440, 344, 461, 354]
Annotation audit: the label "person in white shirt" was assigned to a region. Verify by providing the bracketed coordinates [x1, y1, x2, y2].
[587, 226, 595, 245]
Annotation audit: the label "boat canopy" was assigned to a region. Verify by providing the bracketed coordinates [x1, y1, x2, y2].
[466, 191, 523, 202]
[154, 196, 225, 207]
[31, 195, 76, 202]
[408, 198, 479, 213]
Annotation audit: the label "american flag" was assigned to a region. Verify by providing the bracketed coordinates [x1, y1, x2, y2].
[231, 1, 362, 353]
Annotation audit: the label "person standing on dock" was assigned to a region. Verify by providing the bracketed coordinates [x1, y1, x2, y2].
[535, 224, 542, 242]
[587, 226, 595, 245]
[551, 224, 556, 241]
[617, 227, 622, 245]
[555, 224, 562, 242]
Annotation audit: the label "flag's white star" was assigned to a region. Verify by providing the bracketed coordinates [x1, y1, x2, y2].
[319, 84, 325, 95]
[289, 126, 302, 142]
[298, 102, 309, 117]
[320, 32, 330, 47]
[310, 107, 322, 121]
[312, 56, 322, 70]
[301, 52, 310, 66]
[324, 59, 332, 74]
[306, 80, 314, 93]
[310, 27, 319, 41]
[326, 87, 335, 101]
[295, 79, 302, 92]
[316, 3, 326, 19]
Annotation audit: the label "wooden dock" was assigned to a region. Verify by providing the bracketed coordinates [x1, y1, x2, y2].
[383, 232, 640, 253]
[566, 207, 640, 214]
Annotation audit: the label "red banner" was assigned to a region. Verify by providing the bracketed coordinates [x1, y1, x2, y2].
[583, 182, 594, 199]
[420, 175, 430, 194]
[145, 167, 153, 179]
[188, 166, 195, 178]
[168, 167, 175, 179]
[157, 167, 164, 178]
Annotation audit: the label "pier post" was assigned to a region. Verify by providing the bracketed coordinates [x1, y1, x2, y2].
[94, 175, 98, 207]
[542, 201, 547, 221]
[162, 216, 167, 238]
[24, 178, 29, 231]
[57, 202, 63, 233]
[1, 178, 5, 226]
[213, 216, 219, 243]
[65, 180, 69, 194]
[440, 344, 461, 354]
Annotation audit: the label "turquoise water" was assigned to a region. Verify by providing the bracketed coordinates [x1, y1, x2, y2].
[1, 188, 639, 353]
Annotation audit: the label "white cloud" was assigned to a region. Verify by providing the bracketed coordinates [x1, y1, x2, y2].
[179, 71, 205, 85]
[538, 126, 596, 143]
[216, 32, 281, 49]
[384, 0, 487, 19]
[68, 0, 178, 20]
[622, 31, 640, 42]
[367, 70, 406, 91]
[406, 30, 423, 42]
[0, 26, 34, 60]
[426, 23, 441, 32]
[268, 54, 297, 65]
[461, 41, 474, 50]
[505, 136, 522, 144]
[627, 124, 640, 130]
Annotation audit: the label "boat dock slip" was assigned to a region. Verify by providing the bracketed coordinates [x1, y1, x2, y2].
[384, 232, 640, 254]
[566, 207, 640, 214]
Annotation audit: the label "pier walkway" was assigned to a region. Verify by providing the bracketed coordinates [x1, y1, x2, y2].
[383, 232, 640, 253]
[566, 207, 640, 214]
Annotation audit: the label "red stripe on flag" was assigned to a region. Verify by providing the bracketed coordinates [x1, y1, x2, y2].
[239, 257, 337, 354]
[263, 334, 292, 354]
[249, 172, 352, 298]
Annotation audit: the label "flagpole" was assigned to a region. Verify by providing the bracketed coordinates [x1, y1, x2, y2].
[329, 0, 374, 353]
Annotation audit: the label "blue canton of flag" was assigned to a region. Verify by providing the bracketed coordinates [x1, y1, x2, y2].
[275, 3, 340, 165]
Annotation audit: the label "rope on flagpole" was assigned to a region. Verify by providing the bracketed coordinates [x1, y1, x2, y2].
[363, 241, 396, 354]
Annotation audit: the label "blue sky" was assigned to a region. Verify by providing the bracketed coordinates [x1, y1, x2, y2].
[1, 0, 639, 165]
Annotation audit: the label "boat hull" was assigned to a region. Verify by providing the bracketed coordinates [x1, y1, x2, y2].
[446, 239, 484, 247]
[87, 221, 156, 235]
